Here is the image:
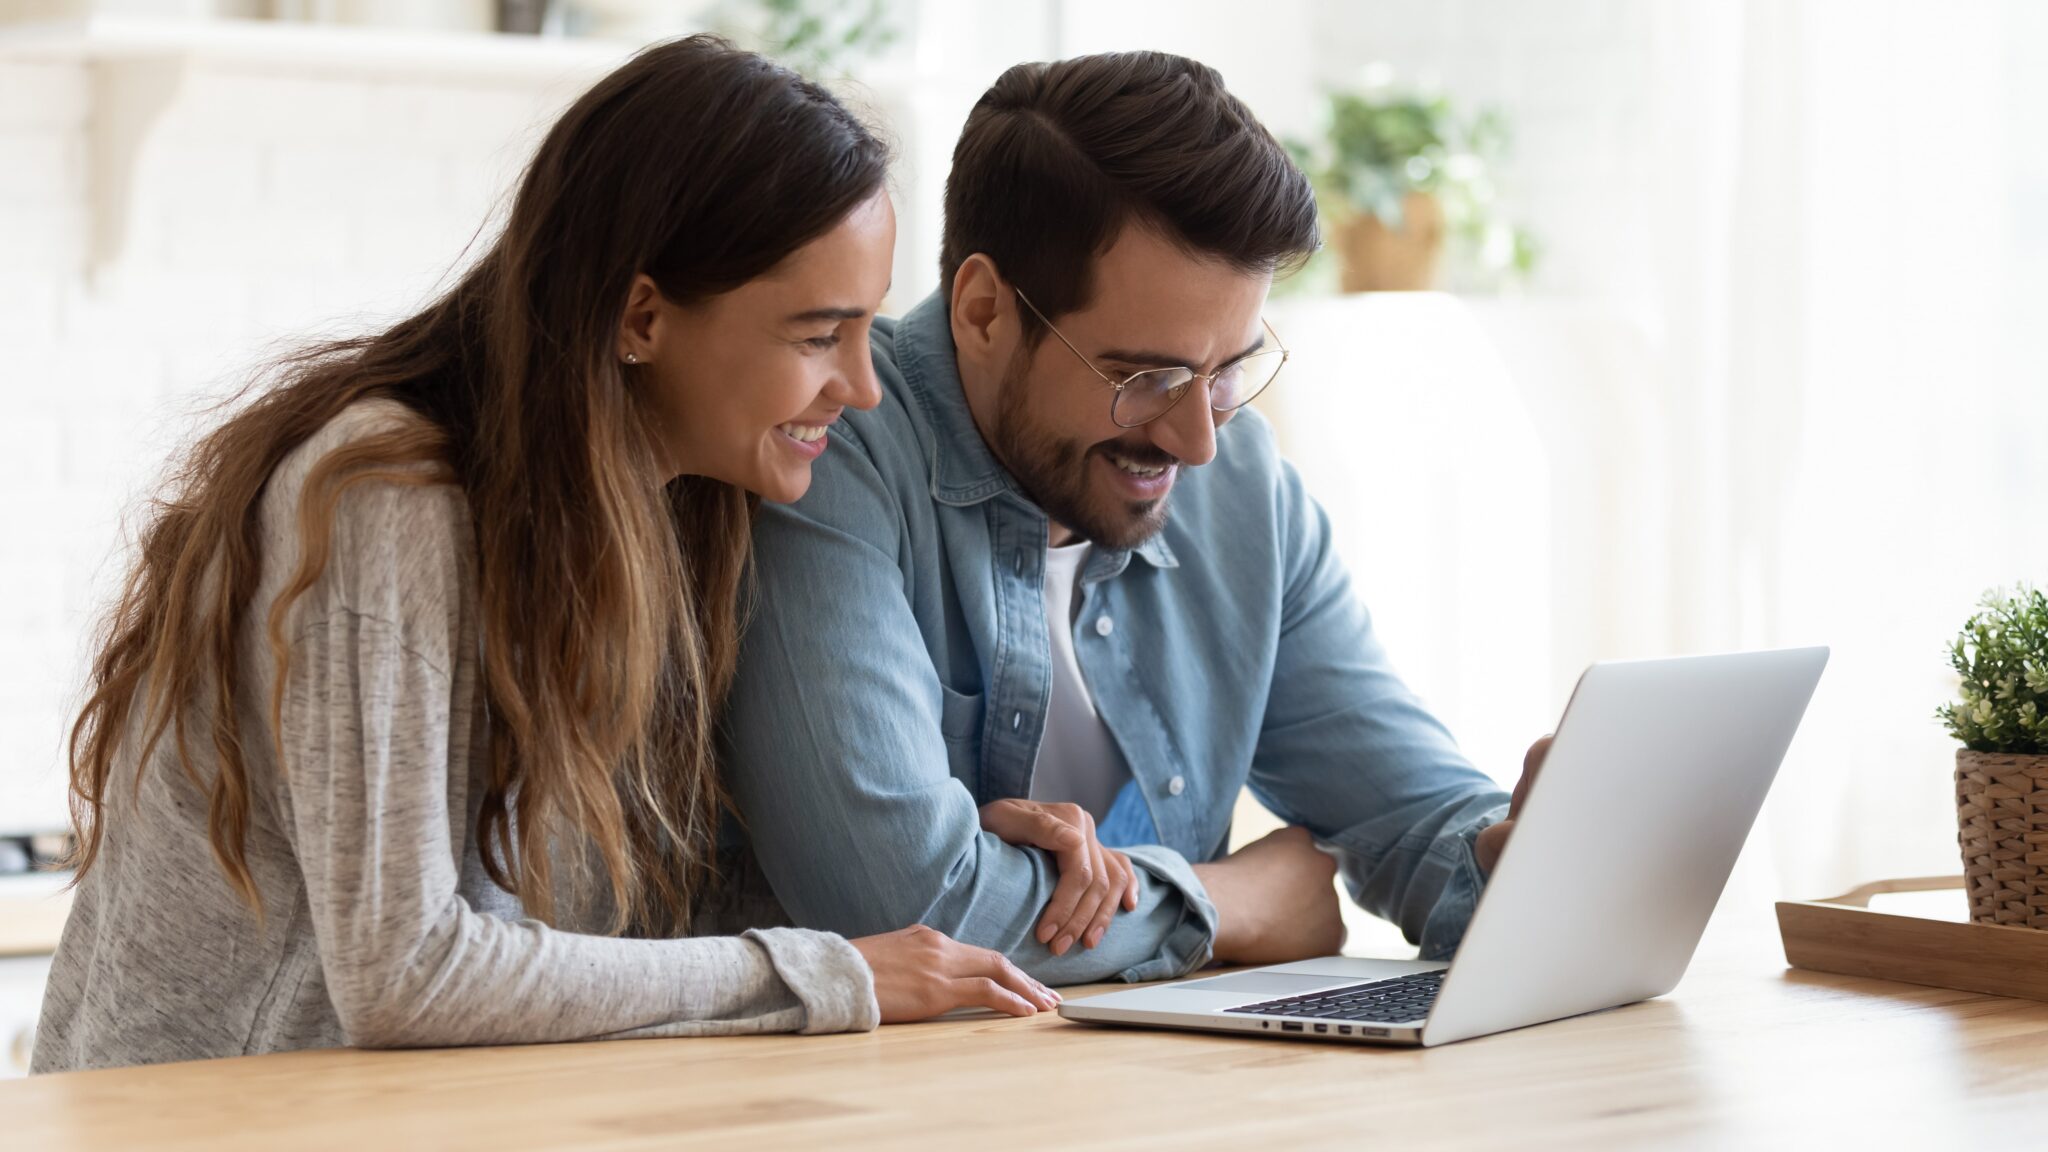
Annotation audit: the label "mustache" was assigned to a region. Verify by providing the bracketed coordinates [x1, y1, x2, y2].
[1092, 441, 1180, 469]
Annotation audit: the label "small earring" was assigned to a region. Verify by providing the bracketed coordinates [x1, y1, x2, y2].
[624, 352, 639, 364]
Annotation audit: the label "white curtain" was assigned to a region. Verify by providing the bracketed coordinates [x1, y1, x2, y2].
[1751, 2, 2048, 894]
[1069, 0, 2048, 906]
[1614, 1, 2047, 898]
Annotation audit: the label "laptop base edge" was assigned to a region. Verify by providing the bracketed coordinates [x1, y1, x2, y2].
[1057, 1002, 1425, 1047]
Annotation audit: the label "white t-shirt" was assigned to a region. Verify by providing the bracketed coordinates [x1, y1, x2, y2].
[1027, 541, 1133, 822]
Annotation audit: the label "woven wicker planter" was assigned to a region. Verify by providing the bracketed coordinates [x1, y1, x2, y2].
[1956, 748, 2048, 928]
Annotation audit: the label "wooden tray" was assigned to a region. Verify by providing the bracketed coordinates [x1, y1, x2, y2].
[1777, 875, 2048, 1002]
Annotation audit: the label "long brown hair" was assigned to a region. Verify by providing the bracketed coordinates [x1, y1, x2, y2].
[65, 35, 889, 935]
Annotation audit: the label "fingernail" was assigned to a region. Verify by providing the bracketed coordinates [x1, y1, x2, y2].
[1037, 922, 1055, 943]
[1054, 934, 1073, 955]
[1086, 927, 1104, 948]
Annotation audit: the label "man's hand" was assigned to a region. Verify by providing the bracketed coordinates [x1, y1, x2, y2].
[1474, 735, 1552, 875]
[1191, 826, 1345, 966]
[978, 799, 1140, 956]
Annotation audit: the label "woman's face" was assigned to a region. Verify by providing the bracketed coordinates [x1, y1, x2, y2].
[622, 190, 895, 503]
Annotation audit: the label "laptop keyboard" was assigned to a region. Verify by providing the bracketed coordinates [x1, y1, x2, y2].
[1222, 969, 1446, 1023]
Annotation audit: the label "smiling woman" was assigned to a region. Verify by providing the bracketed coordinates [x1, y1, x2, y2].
[33, 34, 1054, 1075]
[621, 190, 894, 503]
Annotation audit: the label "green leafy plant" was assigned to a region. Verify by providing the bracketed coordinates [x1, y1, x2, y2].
[714, 0, 897, 79]
[1939, 585, 2048, 754]
[1286, 87, 1536, 288]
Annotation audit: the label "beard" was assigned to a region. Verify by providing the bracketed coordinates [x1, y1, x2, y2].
[989, 354, 1176, 551]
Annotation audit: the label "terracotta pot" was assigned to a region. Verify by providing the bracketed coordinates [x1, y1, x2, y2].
[1336, 192, 1445, 292]
[1955, 748, 2048, 928]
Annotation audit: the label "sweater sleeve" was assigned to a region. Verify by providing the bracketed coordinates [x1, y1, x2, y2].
[277, 605, 879, 1046]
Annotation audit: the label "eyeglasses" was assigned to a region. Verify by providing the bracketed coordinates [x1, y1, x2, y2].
[1013, 289, 1289, 429]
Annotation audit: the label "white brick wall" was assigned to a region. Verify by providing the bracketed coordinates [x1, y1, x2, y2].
[0, 44, 594, 833]
[2, 54, 91, 834]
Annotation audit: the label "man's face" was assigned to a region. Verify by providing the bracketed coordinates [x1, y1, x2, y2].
[976, 227, 1272, 550]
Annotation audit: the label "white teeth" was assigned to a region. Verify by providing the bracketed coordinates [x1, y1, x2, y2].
[1108, 451, 1168, 478]
[779, 423, 827, 443]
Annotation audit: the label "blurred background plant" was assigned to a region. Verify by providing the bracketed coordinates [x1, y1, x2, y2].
[1286, 82, 1536, 294]
[1939, 586, 2048, 754]
[708, 0, 897, 78]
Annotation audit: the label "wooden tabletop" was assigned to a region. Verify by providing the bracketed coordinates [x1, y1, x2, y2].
[8, 911, 2048, 1150]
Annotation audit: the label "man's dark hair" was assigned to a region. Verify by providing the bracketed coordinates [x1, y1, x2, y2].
[939, 50, 1320, 340]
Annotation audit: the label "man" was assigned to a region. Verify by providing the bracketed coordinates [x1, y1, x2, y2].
[722, 50, 1543, 984]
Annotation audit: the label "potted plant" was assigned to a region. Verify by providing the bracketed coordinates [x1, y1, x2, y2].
[1289, 88, 1535, 293]
[1939, 585, 2048, 927]
[710, 0, 898, 78]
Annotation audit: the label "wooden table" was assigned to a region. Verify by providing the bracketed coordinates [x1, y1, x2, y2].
[8, 912, 2048, 1150]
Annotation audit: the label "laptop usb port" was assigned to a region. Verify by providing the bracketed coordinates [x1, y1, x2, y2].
[1280, 1021, 1304, 1033]
[1313, 1023, 1328, 1034]
[1337, 1026, 1352, 1035]
[1363, 1027, 1391, 1038]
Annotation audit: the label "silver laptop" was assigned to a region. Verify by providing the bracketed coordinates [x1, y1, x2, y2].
[1060, 647, 1828, 1047]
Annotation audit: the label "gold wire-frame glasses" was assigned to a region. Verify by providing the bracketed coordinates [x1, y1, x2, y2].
[1013, 288, 1290, 429]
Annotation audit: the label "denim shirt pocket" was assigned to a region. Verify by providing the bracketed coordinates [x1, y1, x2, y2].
[936, 684, 986, 781]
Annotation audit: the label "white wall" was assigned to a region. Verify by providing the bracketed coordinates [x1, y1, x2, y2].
[0, 10, 1053, 835]
[0, 32, 611, 832]
[4, 53, 115, 835]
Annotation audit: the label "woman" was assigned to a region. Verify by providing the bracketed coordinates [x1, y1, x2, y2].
[33, 36, 1062, 1073]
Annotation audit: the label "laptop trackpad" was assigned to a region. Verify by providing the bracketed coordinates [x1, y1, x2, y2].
[1177, 972, 1350, 997]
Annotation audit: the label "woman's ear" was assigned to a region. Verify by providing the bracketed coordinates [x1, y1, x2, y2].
[617, 274, 664, 364]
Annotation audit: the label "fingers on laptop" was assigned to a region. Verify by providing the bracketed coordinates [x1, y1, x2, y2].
[1513, 733, 1554, 815]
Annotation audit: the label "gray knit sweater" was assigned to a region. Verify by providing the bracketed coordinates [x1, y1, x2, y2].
[33, 401, 877, 1073]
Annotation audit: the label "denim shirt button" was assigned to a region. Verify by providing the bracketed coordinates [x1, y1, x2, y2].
[1094, 615, 1114, 637]
[1167, 774, 1186, 797]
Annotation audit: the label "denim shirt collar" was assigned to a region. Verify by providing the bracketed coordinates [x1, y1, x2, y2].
[894, 290, 1179, 572]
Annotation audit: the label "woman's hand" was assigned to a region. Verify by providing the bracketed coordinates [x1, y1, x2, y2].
[979, 798, 1141, 957]
[849, 925, 1060, 1022]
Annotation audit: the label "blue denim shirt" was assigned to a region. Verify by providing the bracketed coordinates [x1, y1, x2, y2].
[722, 291, 1510, 984]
